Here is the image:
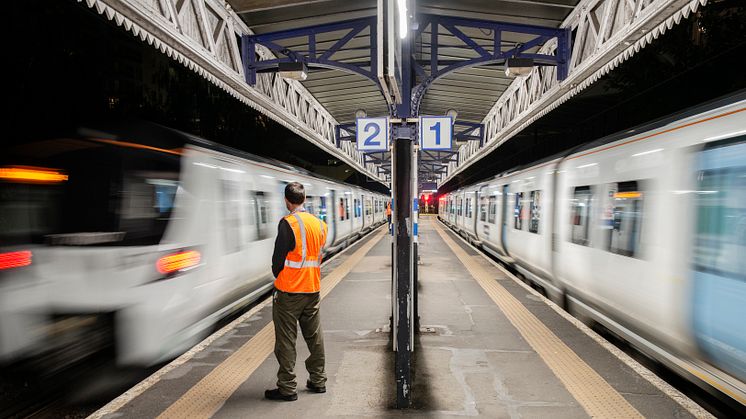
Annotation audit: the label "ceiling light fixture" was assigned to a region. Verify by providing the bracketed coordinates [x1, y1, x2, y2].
[505, 57, 534, 77]
[278, 61, 308, 81]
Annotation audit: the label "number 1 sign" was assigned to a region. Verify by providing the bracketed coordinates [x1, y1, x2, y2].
[419, 116, 452, 150]
[356, 117, 389, 151]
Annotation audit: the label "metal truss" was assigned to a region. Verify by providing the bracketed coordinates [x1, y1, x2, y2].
[454, 122, 484, 146]
[242, 17, 379, 87]
[77, 0, 384, 183]
[411, 14, 572, 116]
[441, 0, 710, 184]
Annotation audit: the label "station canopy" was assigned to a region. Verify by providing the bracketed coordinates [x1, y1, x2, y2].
[229, 0, 578, 143]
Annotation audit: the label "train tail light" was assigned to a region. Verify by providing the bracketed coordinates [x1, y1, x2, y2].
[156, 249, 201, 276]
[0, 251, 32, 270]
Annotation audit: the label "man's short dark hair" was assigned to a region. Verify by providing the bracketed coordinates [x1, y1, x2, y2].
[285, 182, 305, 205]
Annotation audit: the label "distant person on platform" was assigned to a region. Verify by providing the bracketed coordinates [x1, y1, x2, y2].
[265, 182, 328, 402]
[386, 202, 392, 228]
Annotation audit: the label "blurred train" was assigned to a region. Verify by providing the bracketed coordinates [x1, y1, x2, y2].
[439, 92, 746, 406]
[0, 122, 388, 368]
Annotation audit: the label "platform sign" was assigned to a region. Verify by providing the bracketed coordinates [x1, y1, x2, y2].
[419, 116, 453, 150]
[376, 0, 402, 104]
[356, 117, 389, 151]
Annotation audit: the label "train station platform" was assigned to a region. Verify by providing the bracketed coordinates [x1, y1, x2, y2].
[88, 216, 710, 419]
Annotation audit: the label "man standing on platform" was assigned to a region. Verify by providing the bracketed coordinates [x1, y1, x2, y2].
[265, 182, 328, 402]
[386, 201, 392, 230]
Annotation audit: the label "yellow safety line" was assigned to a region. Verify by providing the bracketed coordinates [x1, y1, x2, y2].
[157, 229, 387, 419]
[432, 221, 643, 419]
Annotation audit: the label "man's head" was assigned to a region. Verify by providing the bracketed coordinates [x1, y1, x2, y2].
[284, 182, 305, 212]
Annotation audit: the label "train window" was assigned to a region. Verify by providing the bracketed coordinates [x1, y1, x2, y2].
[0, 142, 181, 247]
[221, 181, 241, 253]
[339, 198, 345, 220]
[570, 186, 592, 246]
[464, 198, 470, 218]
[365, 199, 372, 216]
[251, 191, 271, 240]
[529, 190, 541, 234]
[488, 196, 497, 224]
[606, 181, 643, 257]
[694, 163, 746, 279]
[319, 196, 327, 222]
[514, 192, 524, 230]
[306, 195, 316, 216]
[345, 198, 350, 220]
[480, 196, 487, 222]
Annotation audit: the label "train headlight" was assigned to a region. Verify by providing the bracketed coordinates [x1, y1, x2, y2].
[156, 250, 201, 276]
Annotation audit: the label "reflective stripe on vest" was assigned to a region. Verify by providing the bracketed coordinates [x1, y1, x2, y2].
[284, 214, 321, 268]
[276, 211, 327, 293]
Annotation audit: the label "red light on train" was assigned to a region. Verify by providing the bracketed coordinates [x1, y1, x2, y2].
[0, 251, 32, 270]
[156, 250, 201, 275]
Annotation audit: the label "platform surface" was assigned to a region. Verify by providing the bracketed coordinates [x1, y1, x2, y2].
[91, 217, 709, 419]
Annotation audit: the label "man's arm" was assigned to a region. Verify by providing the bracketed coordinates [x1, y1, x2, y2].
[271, 219, 295, 278]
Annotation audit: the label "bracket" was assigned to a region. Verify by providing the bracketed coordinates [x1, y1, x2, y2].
[241, 17, 380, 87]
[410, 14, 571, 115]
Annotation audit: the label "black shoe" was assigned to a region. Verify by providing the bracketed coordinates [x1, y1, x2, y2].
[306, 380, 326, 393]
[265, 388, 298, 401]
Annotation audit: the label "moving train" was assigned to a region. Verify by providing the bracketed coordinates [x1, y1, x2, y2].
[439, 92, 746, 406]
[0, 122, 387, 368]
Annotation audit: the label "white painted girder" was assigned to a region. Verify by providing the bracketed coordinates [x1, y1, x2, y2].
[78, 0, 384, 183]
[441, 0, 709, 185]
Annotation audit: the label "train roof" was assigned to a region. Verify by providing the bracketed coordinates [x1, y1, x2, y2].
[71, 119, 385, 196]
[466, 89, 746, 187]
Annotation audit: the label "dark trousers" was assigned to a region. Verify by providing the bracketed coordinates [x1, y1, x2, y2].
[272, 289, 326, 395]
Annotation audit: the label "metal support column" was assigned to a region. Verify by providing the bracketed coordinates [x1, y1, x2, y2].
[392, 10, 416, 405]
[392, 133, 414, 408]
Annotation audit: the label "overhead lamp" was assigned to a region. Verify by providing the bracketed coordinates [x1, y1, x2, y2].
[355, 109, 367, 118]
[278, 61, 308, 81]
[445, 109, 458, 122]
[397, 0, 408, 39]
[505, 57, 534, 77]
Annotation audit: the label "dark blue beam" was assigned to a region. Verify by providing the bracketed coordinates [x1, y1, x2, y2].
[241, 17, 380, 87]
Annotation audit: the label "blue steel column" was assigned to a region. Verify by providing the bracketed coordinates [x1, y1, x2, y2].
[393, 17, 415, 408]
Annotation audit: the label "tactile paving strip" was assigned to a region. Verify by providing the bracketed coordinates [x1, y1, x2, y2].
[433, 221, 643, 419]
[156, 228, 387, 419]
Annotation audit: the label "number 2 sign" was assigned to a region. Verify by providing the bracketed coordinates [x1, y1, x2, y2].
[356, 117, 389, 151]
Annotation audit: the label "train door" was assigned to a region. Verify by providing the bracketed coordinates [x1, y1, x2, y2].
[365, 196, 373, 228]
[691, 137, 746, 382]
[352, 193, 360, 234]
[328, 190, 338, 246]
[473, 189, 480, 238]
[217, 170, 249, 294]
[501, 184, 509, 252]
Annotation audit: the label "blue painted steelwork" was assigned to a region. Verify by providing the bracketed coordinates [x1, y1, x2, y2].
[240, 13, 568, 160]
[241, 17, 380, 87]
[409, 14, 571, 116]
[454, 122, 484, 147]
[335, 123, 356, 147]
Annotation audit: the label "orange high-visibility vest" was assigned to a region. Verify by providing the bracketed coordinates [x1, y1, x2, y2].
[386, 203, 391, 216]
[275, 211, 328, 293]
